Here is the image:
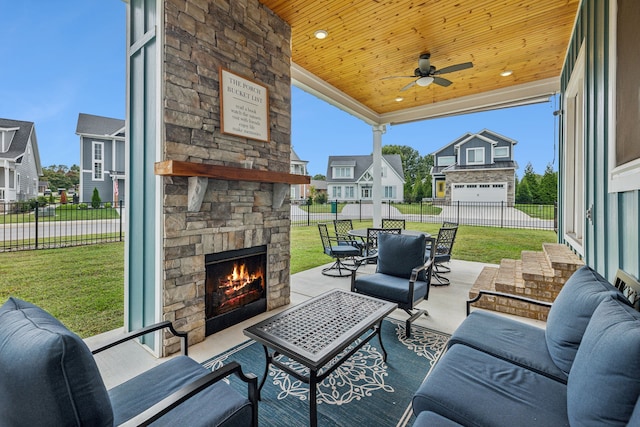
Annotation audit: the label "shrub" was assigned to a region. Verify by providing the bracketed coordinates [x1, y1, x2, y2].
[104, 202, 112, 209]
[91, 188, 101, 209]
[314, 192, 327, 205]
[78, 203, 88, 210]
[36, 196, 48, 206]
[60, 191, 68, 205]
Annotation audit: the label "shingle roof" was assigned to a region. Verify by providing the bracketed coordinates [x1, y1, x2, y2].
[76, 113, 125, 137]
[0, 118, 34, 160]
[326, 154, 404, 182]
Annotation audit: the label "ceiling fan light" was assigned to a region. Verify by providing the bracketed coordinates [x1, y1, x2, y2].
[416, 76, 434, 87]
[500, 70, 513, 77]
[395, 97, 404, 102]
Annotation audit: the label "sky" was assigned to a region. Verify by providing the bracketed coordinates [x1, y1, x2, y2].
[1, 1, 559, 179]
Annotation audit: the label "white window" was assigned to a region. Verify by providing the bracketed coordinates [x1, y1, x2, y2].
[381, 166, 387, 177]
[563, 43, 585, 255]
[332, 167, 352, 178]
[93, 142, 104, 181]
[467, 147, 484, 165]
[494, 146, 509, 158]
[332, 186, 342, 198]
[384, 186, 396, 199]
[361, 186, 371, 198]
[344, 186, 355, 199]
[438, 156, 455, 166]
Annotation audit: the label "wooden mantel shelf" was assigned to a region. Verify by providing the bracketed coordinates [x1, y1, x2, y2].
[155, 160, 310, 184]
[154, 160, 310, 212]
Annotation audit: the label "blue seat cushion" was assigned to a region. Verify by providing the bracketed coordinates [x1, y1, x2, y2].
[413, 410, 464, 427]
[413, 344, 569, 427]
[377, 232, 426, 280]
[109, 355, 253, 426]
[567, 297, 640, 426]
[545, 265, 630, 375]
[354, 273, 428, 307]
[449, 310, 567, 383]
[0, 297, 113, 426]
[327, 245, 360, 257]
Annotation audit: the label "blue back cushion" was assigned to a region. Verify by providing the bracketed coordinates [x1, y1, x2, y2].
[377, 232, 426, 280]
[0, 297, 113, 426]
[545, 265, 629, 374]
[567, 297, 640, 425]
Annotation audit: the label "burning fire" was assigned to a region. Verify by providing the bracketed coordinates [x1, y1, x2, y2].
[223, 263, 263, 290]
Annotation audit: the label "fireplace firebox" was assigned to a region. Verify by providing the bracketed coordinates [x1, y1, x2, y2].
[205, 245, 267, 336]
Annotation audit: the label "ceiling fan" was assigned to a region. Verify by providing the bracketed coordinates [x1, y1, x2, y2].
[384, 53, 473, 91]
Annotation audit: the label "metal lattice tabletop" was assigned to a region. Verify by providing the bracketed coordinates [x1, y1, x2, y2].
[244, 289, 397, 368]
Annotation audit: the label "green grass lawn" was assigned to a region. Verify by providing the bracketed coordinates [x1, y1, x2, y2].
[0, 223, 556, 337]
[0, 205, 121, 224]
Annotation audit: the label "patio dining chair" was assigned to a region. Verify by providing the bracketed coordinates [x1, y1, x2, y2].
[381, 218, 406, 229]
[426, 225, 458, 285]
[365, 227, 402, 260]
[351, 232, 435, 338]
[318, 223, 361, 277]
[333, 219, 365, 254]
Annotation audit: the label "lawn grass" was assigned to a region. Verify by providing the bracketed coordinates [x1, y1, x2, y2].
[0, 223, 557, 337]
[0, 206, 121, 224]
[0, 243, 124, 338]
[514, 204, 555, 220]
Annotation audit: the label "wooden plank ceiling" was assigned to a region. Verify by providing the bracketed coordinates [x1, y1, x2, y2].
[259, 0, 580, 117]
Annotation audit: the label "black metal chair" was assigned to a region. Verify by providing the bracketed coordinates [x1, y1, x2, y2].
[333, 219, 365, 254]
[382, 218, 406, 229]
[318, 223, 361, 277]
[351, 232, 435, 338]
[426, 225, 458, 285]
[365, 227, 401, 259]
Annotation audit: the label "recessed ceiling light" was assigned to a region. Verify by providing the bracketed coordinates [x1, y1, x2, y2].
[395, 97, 404, 102]
[314, 30, 328, 40]
[500, 70, 513, 77]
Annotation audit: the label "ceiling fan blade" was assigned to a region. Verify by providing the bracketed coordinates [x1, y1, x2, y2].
[400, 80, 417, 91]
[434, 62, 473, 75]
[418, 54, 431, 74]
[381, 75, 417, 80]
[433, 77, 453, 87]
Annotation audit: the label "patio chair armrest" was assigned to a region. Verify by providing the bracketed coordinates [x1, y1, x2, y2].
[91, 321, 189, 356]
[118, 361, 258, 427]
[410, 258, 434, 283]
[466, 290, 553, 316]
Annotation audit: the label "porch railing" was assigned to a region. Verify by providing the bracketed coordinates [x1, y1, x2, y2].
[291, 199, 556, 231]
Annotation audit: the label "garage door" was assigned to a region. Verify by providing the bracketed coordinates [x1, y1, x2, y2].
[451, 183, 507, 203]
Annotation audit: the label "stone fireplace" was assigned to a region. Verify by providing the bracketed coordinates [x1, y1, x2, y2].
[155, 0, 306, 356]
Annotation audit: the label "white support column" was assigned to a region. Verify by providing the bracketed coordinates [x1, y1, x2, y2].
[372, 124, 386, 227]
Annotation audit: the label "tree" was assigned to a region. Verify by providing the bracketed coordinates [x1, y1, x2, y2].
[91, 188, 102, 209]
[42, 164, 80, 191]
[382, 145, 433, 201]
[520, 162, 540, 203]
[538, 163, 558, 204]
[312, 174, 326, 180]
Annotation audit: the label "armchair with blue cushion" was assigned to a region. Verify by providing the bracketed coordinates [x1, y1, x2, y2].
[0, 297, 258, 427]
[351, 232, 435, 338]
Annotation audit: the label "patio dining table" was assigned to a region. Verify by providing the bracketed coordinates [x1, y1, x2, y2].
[347, 228, 430, 238]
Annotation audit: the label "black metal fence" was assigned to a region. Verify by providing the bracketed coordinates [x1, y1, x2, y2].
[0, 201, 124, 252]
[291, 199, 557, 231]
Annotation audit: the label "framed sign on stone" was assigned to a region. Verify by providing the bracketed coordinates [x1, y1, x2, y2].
[219, 68, 270, 142]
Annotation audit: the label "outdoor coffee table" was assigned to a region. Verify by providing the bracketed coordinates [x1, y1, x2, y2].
[243, 289, 397, 427]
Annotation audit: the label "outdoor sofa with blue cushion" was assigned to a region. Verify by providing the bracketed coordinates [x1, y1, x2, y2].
[0, 297, 258, 426]
[411, 265, 640, 426]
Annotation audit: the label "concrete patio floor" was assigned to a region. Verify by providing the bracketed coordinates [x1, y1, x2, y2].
[87, 259, 544, 389]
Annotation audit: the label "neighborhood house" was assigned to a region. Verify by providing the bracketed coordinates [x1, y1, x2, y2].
[326, 154, 404, 202]
[0, 118, 42, 203]
[430, 129, 517, 204]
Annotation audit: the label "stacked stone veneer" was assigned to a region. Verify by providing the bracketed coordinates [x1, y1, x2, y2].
[160, 0, 292, 355]
[444, 168, 516, 204]
[469, 243, 584, 320]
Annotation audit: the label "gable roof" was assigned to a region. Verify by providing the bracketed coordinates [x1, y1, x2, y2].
[432, 129, 516, 156]
[76, 113, 125, 137]
[0, 118, 35, 160]
[326, 154, 404, 182]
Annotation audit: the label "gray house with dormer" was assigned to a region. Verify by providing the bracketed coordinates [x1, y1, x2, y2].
[76, 113, 125, 204]
[326, 154, 405, 202]
[0, 118, 42, 202]
[430, 129, 517, 204]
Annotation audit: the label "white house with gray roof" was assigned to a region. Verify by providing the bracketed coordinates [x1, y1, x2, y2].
[0, 118, 42, 202]
[430, 129, 517, 203]
[326, 154, 405, 202]
[76, 113, 125, 204]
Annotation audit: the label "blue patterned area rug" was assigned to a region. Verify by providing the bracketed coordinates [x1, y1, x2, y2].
[202, 318, 449, 426]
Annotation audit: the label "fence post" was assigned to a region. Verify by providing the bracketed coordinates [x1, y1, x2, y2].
[501, 201, 504, 228]
[359, 200, 362, 222]
[35, 201, 39, 249]
[420, 200, 423, 223]
[307, 202, 310, 226]
[456, 201, 460, 224]
[119, 201, 123, 241]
